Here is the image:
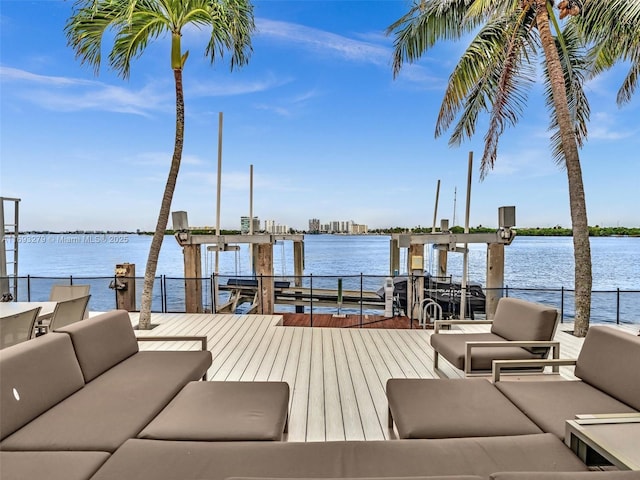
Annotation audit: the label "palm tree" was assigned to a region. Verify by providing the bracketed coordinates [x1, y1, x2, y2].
[388, 0, 593, 336]
[66, 0, 255, 329]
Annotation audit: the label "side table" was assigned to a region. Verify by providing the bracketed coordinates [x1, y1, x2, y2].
[565, 414, 640, 471]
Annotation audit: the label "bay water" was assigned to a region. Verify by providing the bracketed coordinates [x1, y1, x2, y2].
[12, 234, 640, 324]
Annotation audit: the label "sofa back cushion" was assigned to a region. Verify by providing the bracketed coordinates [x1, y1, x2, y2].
[57, 310, 138, 382]
[0, 333, 85, 440]
[575, 326, 640, 410]
[491, 298, 558, 347]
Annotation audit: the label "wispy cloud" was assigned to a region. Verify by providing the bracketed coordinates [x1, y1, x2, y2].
[186, 72, 291, 97]
[589, 112, 638, 140]
[256, 18, 391, 67]
[131, 152, 206, 167]
[1, 66, 170, 115]
[1, 66, 290, 115]
[254, 88, 321, 117]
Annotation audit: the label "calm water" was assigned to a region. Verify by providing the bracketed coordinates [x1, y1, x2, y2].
[10, 234, 640, 323]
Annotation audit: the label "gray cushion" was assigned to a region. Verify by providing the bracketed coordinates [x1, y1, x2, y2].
[0, 333, 85, 440]
[491, 473, 640, 479]
[430, 332, 539, 371]
[575, 326, 640, 410]
[490, 298, 558, 344]
[139, 381, 289, 441]
[226, 477, 484, 480]
[57, 310, 139, 382]
[0, 451, 110, 480]
[0, 350, 212, 452]
[495, 380, 636, 439]
[90, 434, 588, 480]
[387, 378, 542, 439]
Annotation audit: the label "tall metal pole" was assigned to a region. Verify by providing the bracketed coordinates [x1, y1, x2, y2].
[215, 112, 223, 290]
[249, 164, 254, 274]
[249, 164, 254, 236]
[460, 152, 473, 319]
[431, 179, 441, 233]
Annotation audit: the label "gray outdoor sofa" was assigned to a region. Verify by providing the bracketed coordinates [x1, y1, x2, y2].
[388, 325, 640, 441]
[1, 310, 637, 480]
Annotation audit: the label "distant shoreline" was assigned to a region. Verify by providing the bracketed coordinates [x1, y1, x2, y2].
[17, 226, 640, 238]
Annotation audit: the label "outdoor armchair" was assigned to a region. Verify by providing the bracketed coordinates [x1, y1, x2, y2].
[430, 297, 560, 376]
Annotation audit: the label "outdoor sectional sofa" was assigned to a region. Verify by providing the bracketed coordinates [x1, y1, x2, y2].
[388, 325, 640, 440]
[0, 311, 638, 480]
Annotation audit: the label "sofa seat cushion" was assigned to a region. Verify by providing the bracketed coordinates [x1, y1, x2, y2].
[0, 350, 212, 452]
[139, 381, 289, 441]
[0, 451, 110, 480]
[56, 310, 139, 382]
[575, 326, 640, 411]
[90, 434, 588, 480]
[387, 378, 542, 439]
[0, 333, 85, 440]
[227, 477, 484, 480]
[495, 380, 637, 439]
[430, 332, 540, 371]
[491, 473, 640, 479]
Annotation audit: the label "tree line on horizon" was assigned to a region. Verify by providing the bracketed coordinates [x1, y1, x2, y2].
[152, 226, 640, 237]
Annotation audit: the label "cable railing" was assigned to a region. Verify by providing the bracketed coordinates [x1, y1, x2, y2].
[2, 274, 639, 327]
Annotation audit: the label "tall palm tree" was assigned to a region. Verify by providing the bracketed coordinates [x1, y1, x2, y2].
[66, 0, 255, 329]
[388, 0, 593, 336]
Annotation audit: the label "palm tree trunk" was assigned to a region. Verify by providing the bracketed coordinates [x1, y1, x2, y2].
[138, 68, 185, 329]
[535, 1, 592, 337]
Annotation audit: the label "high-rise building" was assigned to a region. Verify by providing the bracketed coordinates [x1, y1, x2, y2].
[308, 218, 320, 233]
[264, 219, 276, 233]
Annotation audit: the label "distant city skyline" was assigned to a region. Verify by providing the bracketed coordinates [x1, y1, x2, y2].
[1, 1, 639, 232]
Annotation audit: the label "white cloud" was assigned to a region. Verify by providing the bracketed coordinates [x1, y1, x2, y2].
[1, 66, 170, 115]
[588, 112, 638, 140]
[256, 18, 390, 66]
[186, 72, 291, 97]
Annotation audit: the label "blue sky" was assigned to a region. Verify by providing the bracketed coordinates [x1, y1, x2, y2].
[1, 0, 638, 232]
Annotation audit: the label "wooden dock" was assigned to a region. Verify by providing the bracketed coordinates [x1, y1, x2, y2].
[127, 311, 638, 443]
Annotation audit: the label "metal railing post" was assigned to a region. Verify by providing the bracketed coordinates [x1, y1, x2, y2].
[211, 273, 216, 313]
[560, 286, 564, 323]
[309, 274, 313, 327]
[616, 288, 620, 324]
[360, 273, 363, 328]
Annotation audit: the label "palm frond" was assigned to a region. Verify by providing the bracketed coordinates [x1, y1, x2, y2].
[480, 12, 538, 177]
[205, 0, 255, 69]
[577, 0, 640, 105]
[436, 10, 538, 177]
[387, 0, 480, 77]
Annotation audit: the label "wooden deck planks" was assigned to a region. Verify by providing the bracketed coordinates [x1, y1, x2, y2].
[127, 311, 634, 443]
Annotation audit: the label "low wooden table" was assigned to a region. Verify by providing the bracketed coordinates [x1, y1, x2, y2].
[565, 414, 640, 471]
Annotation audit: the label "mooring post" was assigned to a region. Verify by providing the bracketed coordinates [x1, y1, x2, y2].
[389, 237, 400, 276]
[183, 244, 203, 313]
[293, 240, 304, 313]
[256, 242, 274, 314]
[486, 242, 505, 319]
[114, 263, 137, 311]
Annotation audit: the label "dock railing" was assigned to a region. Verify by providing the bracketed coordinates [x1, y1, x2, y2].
[2, 274, 639, 327]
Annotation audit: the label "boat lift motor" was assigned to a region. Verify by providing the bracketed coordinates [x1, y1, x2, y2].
[384, 277, 395, 318]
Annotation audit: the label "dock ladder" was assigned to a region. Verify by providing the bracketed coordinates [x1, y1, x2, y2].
[0, 197, 20, 301]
